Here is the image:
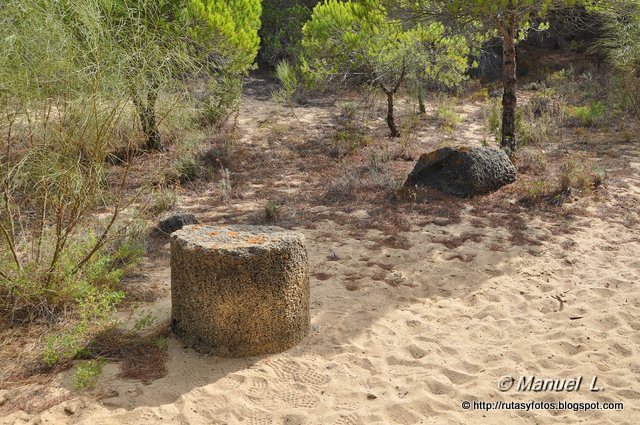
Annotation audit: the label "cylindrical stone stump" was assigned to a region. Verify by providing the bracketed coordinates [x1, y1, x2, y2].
[170, 225, 310, 357]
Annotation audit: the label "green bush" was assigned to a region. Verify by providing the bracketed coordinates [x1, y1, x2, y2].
[151, 188, 178, 213]
[173, 156, 202, 183]
[0, 1, 169, 371]
[559, 159, 607, 193]
[272, 60, 300, 104]
[73, 359, 107, 390]
[301, 0, 469, 137]
[598, 5, 640, 122]
[38, 228, 146, 366]
[546, 68, 571, 86]
[519, 178, 552, 202]
[259, 1, 318, 68]
[264, 201, 280, 223]
[486, 98, 502, 140]
[568, 102, 605, 127]
[197, 73, 245, 129]
[330, 126, 372, 158]
[436, 100, 463, 132]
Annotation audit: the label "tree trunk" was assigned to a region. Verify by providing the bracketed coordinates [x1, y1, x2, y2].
[386, 90, 400, 138]
[378, 59, 405, 138]
[134, 90, 162, 151]
[500, 9, 517, 155]
[418, 88, 426, 115]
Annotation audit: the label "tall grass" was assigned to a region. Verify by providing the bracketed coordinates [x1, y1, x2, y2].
[0, 1, 182, 366]
[273, 60, 299, 105]
[598, 4, 640, 123]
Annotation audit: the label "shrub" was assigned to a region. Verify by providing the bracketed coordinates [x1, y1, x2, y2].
[519, 178, 553, 203]
[467, 87, 490, 102]
[173, 156, 202, 183]
[516, 148, 548, 174]
[74, 359, 107, 390]
[436, 99, 463, 131]
[259, 1, 318, 68]
[518, 158, 607, 205]
[197, 73, 244, 129]
[151, 188, 178, 213]
[486, 98, 502, 140]
[0, 98, 146, 323]
[272, 60, 300, 105]
[394, 114, 420, 160]
[340, 101, 359, 120]
[330, 126, 371, 158]
[559, 159, 606, 193]
[598, 5, 640, 122]
[185, 0, 262, 131]
[264, 201, 280, 223]
[546, 68, 571, 86]
[567, 102, 605, 127]
[0, 0, 164, 371]
[301, 0, 469, 137]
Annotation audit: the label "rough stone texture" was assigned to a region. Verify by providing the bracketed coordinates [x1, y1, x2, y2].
[171, 225, 310, 357]
[404, 147, 516, 198]
[158, 213, 198, 234]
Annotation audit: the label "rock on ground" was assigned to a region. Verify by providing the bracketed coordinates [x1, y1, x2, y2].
[157, 213, 198, 234]
[404, 147, 516, 198]
[171, 225, 310, 357]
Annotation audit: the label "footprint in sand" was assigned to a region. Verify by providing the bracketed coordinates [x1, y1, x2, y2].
[610, 342, 633, 358]
[265, 357, 296, 381]
[217, 373, 246, 390]
[281, 414, 308, 425]
[403, 343, 428, 359]
[294, 365, 332, 387]
[276, 388, 320, 409]
[597, 315, 622, 332]
[440, 368, 475, 385]
[267, 357, 331, 387]
[245, 376, 271, 403]
[405, 319, 423, 334]
[332, 413, 360, 425]
[385, 354, 424, 367]
[175, 359, 213, 388]
[243, 409, 273, 425]
[425, 377, 454, 395]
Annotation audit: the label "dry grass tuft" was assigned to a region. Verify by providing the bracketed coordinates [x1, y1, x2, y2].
[313, 272, 332, 281]
[367, 262, 395, 271]
[445, 253, 476, 262]
[434, 233, 483, 249]
[373, 234, 413, 251]
[0, 384, 71, 416]
[82, 327, 169, 384]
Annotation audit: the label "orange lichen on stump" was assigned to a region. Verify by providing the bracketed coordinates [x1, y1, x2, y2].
[245, 236, 267, 244]
[170, 224, 310, 357]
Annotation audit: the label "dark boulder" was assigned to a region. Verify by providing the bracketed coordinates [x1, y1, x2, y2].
[404, 147, 516, 198]
[157, 213, 198, 234]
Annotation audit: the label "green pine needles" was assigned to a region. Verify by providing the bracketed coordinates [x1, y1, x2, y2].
[301, 0, 470, 137]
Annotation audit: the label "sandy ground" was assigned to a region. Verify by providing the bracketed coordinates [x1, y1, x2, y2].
[2, 77, 640, 424]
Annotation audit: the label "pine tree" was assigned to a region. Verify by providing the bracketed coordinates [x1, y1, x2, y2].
[185, 0, 261, 128]
[301, 0, 469, 137]
[101, 0, 262, 150]
[186, 0, 261, 74]
[414, 0, 591, 154]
